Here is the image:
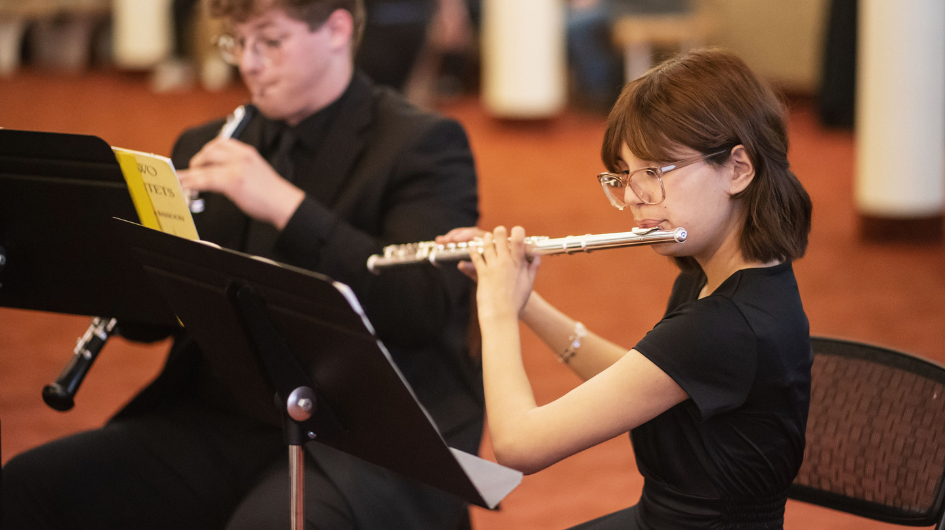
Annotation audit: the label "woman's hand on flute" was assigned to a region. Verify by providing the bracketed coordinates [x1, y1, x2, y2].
[435, 226, 486, 280]
[468, 226, 541, 320]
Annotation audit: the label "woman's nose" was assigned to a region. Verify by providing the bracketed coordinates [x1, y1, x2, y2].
[623, 182, 643, 206]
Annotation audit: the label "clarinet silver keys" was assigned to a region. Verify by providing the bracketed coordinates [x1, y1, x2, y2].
[367, 227, 687, 273]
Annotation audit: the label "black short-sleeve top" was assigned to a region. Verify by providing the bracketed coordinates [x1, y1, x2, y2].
[630, 262, 812, 529]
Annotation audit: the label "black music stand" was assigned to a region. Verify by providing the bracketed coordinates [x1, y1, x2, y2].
[112, 219, 521, 528]
[0, 128, 180, 410]
[0, 128, 176, 325]
[0, 129, 181, 410]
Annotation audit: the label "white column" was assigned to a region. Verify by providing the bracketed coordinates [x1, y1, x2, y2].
[0, 19, 26, 76]
[856, 0, 944, 237]
[481, 0, 567, 119]
[112, 0, 173, 69]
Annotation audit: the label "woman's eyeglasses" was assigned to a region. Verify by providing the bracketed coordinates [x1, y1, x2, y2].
[596, 150, 728, 209]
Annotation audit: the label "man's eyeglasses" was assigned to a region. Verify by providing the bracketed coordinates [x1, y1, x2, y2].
[216, 33, 289, 67]
[596, 150, 728, 209]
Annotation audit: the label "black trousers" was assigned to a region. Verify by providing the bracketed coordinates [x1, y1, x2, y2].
[2, 401, 357, 530]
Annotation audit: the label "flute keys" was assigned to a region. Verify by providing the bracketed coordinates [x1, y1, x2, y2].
[368, 228, 685, 272]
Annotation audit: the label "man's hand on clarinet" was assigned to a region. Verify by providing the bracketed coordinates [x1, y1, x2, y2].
[178, 138, 305, 230]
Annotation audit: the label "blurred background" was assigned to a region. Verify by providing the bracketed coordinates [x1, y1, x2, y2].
[1, 0, 943, 528]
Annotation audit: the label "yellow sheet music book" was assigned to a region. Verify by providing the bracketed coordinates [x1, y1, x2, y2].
[113, 147, 199, 241]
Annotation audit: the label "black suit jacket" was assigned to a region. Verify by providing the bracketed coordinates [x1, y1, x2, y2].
[119, 73, 482, 528]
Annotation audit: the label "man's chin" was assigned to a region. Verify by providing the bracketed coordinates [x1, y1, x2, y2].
[251, 98, 288, 121]
[246, 88, 276, 113]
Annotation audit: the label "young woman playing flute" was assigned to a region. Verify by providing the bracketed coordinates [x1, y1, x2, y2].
[444, 49, 813, 529]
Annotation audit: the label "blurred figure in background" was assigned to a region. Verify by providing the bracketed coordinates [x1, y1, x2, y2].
[357, 0, 435, 90]
[151, 0, 200, 91]
[357, 0, 479, 105]
[567, 0, 691, 111]
[152, 0, 234, 91]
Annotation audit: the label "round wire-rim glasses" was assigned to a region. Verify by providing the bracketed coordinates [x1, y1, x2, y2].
[596, 149, 728, 210]
[215, 33, 287, 67]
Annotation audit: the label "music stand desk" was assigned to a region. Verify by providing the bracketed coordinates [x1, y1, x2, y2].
[114, 220, 521, 517]
[0, 128, 176, 325]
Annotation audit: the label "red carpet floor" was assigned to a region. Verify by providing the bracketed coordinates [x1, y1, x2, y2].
[1, 70, 944, 529]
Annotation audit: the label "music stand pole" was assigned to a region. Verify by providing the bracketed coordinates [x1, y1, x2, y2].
[231, 284, 342, 529]
[290, 444, 304, 530]
[285, 388, 317, 530]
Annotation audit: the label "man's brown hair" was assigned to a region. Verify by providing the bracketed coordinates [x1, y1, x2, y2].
[207, 0, 366, 47]
[602, 48, 812, 269]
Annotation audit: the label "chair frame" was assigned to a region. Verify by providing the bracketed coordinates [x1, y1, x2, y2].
[789, 336, 945, 529]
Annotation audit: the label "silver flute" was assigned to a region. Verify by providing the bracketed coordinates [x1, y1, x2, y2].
[367, 227, 687, 273]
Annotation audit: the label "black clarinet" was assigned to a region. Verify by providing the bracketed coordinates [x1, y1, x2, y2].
[42, 104, 257, 411]
[42, 317, 117, 411]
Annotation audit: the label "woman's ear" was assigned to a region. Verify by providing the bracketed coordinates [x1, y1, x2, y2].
[728, 145, 755, 195]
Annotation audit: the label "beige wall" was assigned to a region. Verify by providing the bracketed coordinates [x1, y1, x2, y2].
[698, 0, 830, 93]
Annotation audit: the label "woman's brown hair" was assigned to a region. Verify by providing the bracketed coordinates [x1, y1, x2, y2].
[602, 48, 812, 269]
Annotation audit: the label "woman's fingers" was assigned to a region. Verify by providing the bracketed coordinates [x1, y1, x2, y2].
[527, 254, 541, 283]
[464, 225, 531, 269]
[509, 226, 527, 262]
[468, 236, 485, 268]
[481, 230, 497, 264]
[491, 226, 508, 258]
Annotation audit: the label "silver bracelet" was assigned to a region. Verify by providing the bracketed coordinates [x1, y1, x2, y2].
[558, 321, 587, 364]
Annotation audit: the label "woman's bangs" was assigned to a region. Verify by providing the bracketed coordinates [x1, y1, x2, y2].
[602, 91, 676, 171]
[622, 108, 677, 164]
